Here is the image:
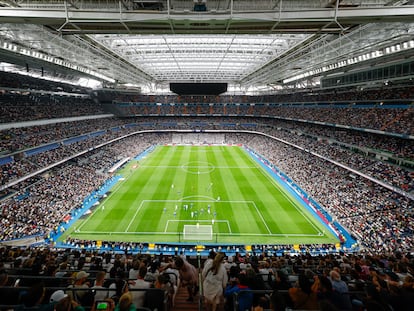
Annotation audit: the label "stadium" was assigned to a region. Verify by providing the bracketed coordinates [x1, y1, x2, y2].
[0, 1, 413, 310]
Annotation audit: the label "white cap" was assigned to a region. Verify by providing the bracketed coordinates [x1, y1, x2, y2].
[76, 270, 90, 280]
[50, 290, 68, 303]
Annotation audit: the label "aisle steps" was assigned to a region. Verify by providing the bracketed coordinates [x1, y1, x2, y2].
[171, 284, 200, 311]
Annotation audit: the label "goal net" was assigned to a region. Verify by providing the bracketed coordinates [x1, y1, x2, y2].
[183, 224, 213, 240]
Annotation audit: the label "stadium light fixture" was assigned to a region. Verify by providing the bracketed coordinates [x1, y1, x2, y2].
[283, 39, 414, 84]
[0, 38, 115, 83]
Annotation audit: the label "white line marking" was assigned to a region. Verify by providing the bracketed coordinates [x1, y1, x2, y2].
[251, 201, 272, 234]
[77, 178, 125, 231]
[253, 157, 322, 235]
[125, 200, 145, 232]
[74, 231, 320, 237]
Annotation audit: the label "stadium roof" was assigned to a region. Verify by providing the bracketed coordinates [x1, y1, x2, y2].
[0, 0, 414, 93]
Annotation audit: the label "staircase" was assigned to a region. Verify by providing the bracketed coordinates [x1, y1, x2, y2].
[171, 284, 200, 311]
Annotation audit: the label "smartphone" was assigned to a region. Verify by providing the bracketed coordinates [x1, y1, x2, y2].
[95, 301, 109, 310]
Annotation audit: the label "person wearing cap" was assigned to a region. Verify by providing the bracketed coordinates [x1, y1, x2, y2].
[66, 270, 91, 304]
[50, 290, 68, 304]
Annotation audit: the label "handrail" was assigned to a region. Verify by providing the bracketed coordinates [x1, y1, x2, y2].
[197, 254, 204, 311]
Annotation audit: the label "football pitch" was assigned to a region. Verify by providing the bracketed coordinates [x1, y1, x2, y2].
[63, 145, 339, 245]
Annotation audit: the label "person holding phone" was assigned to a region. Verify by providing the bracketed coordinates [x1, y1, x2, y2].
[91, 298, 115, 311]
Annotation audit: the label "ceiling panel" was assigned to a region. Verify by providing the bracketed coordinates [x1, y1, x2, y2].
[0, 0, 413, 91]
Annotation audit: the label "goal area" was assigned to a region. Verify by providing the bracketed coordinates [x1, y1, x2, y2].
[183, 224, 213, 240]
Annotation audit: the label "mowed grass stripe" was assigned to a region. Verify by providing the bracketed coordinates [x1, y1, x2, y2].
[234, 147, 315, 234]
[126, 147, 176, 233]
[218, 147, 273, 234]
[251, 154, 323, 235]
[228, 147, 276, 235]
[206, 147, 239, 234]
[134, 146, 180, 233]
[218, 147, 265, 234]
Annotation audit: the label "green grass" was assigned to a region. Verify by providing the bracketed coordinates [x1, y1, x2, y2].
[61, 145, 339, 245]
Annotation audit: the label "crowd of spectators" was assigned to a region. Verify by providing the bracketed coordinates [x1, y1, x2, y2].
[1, 78, 413, 135]
[110, 84, 414, 104]
[257, 126, 414, 192]
[0, 163, 106, 240]
[0, 72, 413, 272]
[0, 71, 91, 94]
[266, 120, 413, 160]
[1, 246, 414, 310]
[231, 133, 413, 254]
[0, 113, 412, 252]
[0, 133, 171, 241]
[115, 102, 414, 135]
[0, 92, 105, 123]
[2, 115, 411, 195]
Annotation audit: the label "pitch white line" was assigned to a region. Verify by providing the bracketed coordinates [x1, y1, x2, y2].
[225, 220, 232, 233]
[140, 165, 256, 169]
[77, 178, 126, 232]
[164, 219, 232, 234]
[251, 201, 272, 234]
[75, 231, 321, 237]
[255, 160, 322, 235]
[125, 200, 145, 232]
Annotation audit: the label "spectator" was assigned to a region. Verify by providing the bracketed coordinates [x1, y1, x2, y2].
[224, 273, 253, 311]
[288, 274, 319, 310]
[92, 271, 109, 301]
[129, 266, 151, 308]
[67, 271, 93, 306]
[55, 296, 85, 311]
[115, 293, 136, 311]
[173, 256, 199, 302]
[202, 253, 228, 311]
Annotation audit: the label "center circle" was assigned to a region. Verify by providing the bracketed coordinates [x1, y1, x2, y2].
[181, 161, 215, 174]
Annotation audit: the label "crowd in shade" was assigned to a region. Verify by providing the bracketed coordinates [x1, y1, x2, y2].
[110, 84, 414, 105]
[1, 78, 413, 135]
[0, 93, 105, 123]
[0, 71, 91, 94]
[0, 246, 414, 310]
[116, 102, 413, 135]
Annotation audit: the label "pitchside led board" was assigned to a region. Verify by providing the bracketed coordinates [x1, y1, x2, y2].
[170, 83, 228, 96]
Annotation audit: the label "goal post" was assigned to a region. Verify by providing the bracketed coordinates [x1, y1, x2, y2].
[183, 224, 213, 240]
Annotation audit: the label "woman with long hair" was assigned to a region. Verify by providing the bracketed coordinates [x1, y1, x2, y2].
[203, 253, 228, 311]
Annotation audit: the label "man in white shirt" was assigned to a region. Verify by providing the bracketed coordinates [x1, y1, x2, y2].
[129, 266, 152, 307]
[91, 271, 108, 301]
